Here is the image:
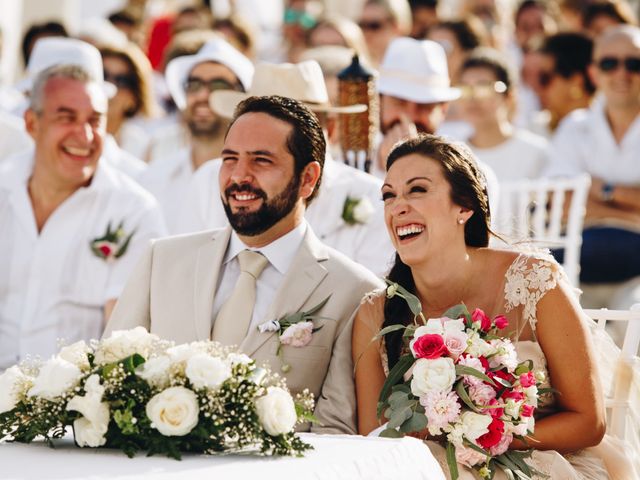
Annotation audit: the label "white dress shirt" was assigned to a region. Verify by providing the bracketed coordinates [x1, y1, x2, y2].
[175, 157, 394, 275]
[0, 152, 167, 369]
[545, 100, 640, 184]
[211, 221, 307, 330]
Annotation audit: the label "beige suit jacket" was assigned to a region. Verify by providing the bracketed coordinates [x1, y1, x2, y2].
[105, 226, 383, 434]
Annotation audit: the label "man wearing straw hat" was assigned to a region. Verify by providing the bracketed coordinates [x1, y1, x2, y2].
[105, 94, 382, 434]
[177, 60, 395, 276]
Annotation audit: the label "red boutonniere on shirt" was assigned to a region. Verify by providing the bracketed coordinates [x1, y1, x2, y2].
[90, 221, 135, 262]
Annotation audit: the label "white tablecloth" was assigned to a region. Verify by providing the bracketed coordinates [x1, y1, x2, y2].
[1, 433, 445, 480]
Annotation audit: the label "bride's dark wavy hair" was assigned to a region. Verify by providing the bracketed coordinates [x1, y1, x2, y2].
[383, 134, 492, 368]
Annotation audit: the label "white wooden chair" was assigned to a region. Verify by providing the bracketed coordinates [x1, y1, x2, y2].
[494, 175, 591, 286]
[583, 304, 640, 440]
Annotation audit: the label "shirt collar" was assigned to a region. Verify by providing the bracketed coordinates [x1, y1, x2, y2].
[225, 220, 308, 274]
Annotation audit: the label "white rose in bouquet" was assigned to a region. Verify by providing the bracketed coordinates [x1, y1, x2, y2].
[459, 411, 492, 442]
[443, 318, 466, 332]
[137, 356, 171, 389]
[352, 197, 374, 223]
[166, 343, 201, 365]
[94, 327, 156, 365]
[0, 366, 28, 413]
[410, 357, 456, 397]
[28, 358, 82, 400]
[466, 331, 494, 357]
[58, 340, 91, 370]
[66, 375, 109, 447]
[227, 353, 252, 366]
[255, 386, 297, 436]
[489, 339, 518, 372]
[146, 387, 199, 436]
[416, 319, 444, 336]
[185, 354, 231, 390]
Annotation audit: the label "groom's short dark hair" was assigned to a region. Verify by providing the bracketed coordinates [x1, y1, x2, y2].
[228, 95, 326, 203]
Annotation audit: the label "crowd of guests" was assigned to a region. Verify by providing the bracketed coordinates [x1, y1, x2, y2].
[0, 0, 639, 478]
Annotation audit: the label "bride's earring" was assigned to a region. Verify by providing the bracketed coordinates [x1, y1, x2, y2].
[457, 218, 465, 224]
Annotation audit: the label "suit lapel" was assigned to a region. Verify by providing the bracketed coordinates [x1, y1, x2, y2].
[193, 227, 231, 340]
[240, 228, 330, 356]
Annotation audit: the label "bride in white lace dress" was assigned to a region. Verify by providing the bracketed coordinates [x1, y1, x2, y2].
[352, 134, 639, 479]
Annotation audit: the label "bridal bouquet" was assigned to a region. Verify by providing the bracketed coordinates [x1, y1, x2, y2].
[377, 283, 548, 480]
[0, 327, 314, 459]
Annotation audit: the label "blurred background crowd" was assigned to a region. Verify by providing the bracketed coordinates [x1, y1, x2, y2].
[0, 0, 639, 364]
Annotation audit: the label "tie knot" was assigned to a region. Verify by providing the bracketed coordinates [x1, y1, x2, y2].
[237, 250, 269, 278]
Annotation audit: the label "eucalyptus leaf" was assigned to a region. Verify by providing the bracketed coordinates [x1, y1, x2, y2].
[304, 295, 332, 316]
[493, 376, 513, 388]
[388, 405, 413, 429]
[374, 324, 407, 340]
[515, 360, 534, 375]
[455, 365, 496, 386]
[388, 390, 410, 409]
[391, 384, 411, 394]
[456, 381, 478, 412]
[399, 412, 428, 433]
[379, 428, 403, 438]
[446, 442, 459, 480]
[442, 303, 469, 321]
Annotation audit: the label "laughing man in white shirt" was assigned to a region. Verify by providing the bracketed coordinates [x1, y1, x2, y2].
[0, 64, 166, 370]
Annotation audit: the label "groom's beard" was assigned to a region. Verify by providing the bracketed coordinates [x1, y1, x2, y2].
[222, 174, 301, 236]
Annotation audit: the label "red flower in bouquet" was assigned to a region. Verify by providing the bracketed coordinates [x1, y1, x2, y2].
[494, 315, 509, 330]
[412, 334, 449, 359]
[477, 418, 505, 449]
[471, 308, 492, 331]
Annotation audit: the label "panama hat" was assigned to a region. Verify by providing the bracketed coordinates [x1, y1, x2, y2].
[210, 60, 367, 118]
[165, 37, 254, 110]
[18, 37, 116, 97]
[378, 37, 461, 104]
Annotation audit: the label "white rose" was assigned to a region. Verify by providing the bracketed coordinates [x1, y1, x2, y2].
[185, 354, 231, 390]
[58, 341, 91, 370]
[166, 343, 201, 365]
[352, 197, 374, 223]
[146, 387, 200, 436]
[466, 331, 494, 357]
[418, 319, 445, 336]
[66, 375, 109, 447]
[459, 411, 492, 442]
[137, 356, 171, 389]
[443, 318, 466, 332]
[0, 366, 28, 413]
[94, 327, 156, 364]
[255, 386, 297, 436]
[228, 353, 252, 366]
[28, 358, 82, 400]
[410, 357, 456, 397]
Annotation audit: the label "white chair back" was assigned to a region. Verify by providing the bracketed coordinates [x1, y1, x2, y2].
[495, 175, 590, 286]
[583, 304, 640, 440]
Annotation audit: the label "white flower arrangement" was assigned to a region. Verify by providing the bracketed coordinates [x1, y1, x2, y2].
[341, 196, 374, 225]
[0, 328, 314, 459]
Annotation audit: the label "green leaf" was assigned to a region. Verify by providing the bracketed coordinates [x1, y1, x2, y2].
[115, 230, 136, 258]
[379, 427, 403, 438]
[446, 442, 459, 480]
[304, 295, 332, 316]
[455, 365, 496, 386]
[492, 376, 513, 389]
[374, 324, 407, 340]
[456, 382, 478, 412]
[377, 354, 414, 411]
[515, 360, 534, 375]
[388, 390, 411, 409]
[391, 383, 411, 394]
[122, 353, 146, 373]
[388, 405, 413, 429]
[442, 303, 470, 321]
[384, 279, 423, 316]
[399, 412, 427, 433]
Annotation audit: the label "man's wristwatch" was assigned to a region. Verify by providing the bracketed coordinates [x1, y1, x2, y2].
[601, 182, 615, 203]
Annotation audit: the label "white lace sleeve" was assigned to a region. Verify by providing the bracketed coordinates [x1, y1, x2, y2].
[504, 252, 563, 331]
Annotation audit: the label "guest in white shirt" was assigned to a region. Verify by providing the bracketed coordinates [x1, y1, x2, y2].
[140, 38, 254, 233]
[545, 25, 640, 284]
[179, 61, 395, 275]
[0, 64, 166, 370]
[457, 48, 549, 182]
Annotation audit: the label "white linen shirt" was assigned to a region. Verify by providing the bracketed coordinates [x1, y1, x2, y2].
[0, 152, 167, 369]
[211, 221, 307, 331]
[545, 100, 640, 184]
[175, 157, 395, 275]
[140, 146, 195, 234]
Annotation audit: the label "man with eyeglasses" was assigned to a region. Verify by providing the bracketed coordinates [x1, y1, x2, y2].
[546, 25, 640, 299]
[141, 38, 254, 233]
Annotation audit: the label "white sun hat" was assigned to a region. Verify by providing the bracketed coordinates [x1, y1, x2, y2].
[377, 37, 461, 104]
[17, 37, 116, 97]
[165, 37, 254, 111]
[210, 60, 367, 119]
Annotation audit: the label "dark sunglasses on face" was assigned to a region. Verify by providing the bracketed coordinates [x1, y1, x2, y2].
[596, 56, 640, 74]
[358, 19, 390, 31]
[104, 72, 137, 90]
[183, 77, 239, 94]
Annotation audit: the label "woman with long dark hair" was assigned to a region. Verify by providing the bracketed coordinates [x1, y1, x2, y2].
[352, 134, 635, 479]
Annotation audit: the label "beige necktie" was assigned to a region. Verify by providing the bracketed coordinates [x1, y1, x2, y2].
[212, 250, 269, 346]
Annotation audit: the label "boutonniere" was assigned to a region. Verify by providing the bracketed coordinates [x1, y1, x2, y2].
[257, 295, 332, 372]
[90, 221, 135, 262]
[342, 196, 374, 225]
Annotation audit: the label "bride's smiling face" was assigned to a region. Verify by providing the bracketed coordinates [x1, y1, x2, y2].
[382, 153, 470, 265]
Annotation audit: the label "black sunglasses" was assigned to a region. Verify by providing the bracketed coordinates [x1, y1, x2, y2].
[104, 72, 137, 90]
[597, 56, 640, 73]
[358, 19, 390, 31]
[183, 77, 239, 94]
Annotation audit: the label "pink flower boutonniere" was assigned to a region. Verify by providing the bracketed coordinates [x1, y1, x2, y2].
[90, 221, 135, 262]
[257, 295, 331, 372]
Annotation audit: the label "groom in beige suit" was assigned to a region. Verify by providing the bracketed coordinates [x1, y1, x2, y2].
[105, 95, 382, 434]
